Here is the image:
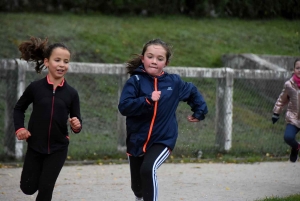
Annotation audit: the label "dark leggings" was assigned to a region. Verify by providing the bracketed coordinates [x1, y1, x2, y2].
[20, 147, 68, 201]
[284, 123, 300, 149]
[129, 144, 170, 201]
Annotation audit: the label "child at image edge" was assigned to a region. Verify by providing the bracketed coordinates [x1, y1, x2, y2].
[272, 58, 300, 162]
[118, 38, 208, 201]
[14, 36, 82, 201]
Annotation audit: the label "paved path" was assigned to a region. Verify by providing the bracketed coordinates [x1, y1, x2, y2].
[1, 161, 300, 201]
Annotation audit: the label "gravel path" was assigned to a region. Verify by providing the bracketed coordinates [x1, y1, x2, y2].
[1, 161, 299, 201]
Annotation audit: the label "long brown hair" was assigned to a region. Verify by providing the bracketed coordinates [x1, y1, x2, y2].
[18, 36, 70, 73]
[126, 38, 173, 75]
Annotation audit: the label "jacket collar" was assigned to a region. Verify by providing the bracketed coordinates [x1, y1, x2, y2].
[46, 75, 65, 87]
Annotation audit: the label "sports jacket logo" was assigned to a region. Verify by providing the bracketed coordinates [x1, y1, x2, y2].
[167, 87, 172, 90]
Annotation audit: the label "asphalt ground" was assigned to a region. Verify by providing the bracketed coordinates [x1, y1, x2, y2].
[1, 161, 299, 201]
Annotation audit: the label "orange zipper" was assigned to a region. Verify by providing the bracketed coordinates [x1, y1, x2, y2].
[143, 77, 158, 152]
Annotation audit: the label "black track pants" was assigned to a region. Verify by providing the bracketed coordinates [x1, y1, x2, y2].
[129, 144, 171, 201]
[20, 147, 68, 201]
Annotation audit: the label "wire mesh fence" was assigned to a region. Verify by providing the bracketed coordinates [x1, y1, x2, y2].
[0, 60, 295, 162]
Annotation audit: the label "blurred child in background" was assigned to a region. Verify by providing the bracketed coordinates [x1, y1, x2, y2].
[273, 58, 300, 162]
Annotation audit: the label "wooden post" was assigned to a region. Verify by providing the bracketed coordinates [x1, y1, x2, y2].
[117, 74, 128, 152]
[4, 59, 27, 159]
[215, 68, 234, 151]
[15, 59, 27, 159]
[4, 60, 18, 158]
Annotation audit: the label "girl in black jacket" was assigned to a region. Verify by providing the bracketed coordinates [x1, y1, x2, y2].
[14, 36, 82, 201]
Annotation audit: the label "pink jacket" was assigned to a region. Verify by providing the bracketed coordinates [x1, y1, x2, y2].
[273, 77, 300, 128]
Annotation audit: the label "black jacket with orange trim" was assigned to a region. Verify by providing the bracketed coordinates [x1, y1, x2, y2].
[14, 76, 82, 154]
[118, 65, 208, 157]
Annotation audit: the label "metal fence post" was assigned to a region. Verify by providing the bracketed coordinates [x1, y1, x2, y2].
[215, 68, 234, 151]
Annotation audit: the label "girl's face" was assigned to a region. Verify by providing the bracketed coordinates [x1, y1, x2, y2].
[294, 61, 300, 78]
[141, 44, 168, 77]
[44, 47, 70, 82]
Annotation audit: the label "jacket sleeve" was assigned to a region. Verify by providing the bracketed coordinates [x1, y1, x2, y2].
[13, 83, 34, 132]
[273, 82, 289, 114]
[178, 76, 208, 120]
[118, 76, 153, 117]
[70, 90, 82, 133]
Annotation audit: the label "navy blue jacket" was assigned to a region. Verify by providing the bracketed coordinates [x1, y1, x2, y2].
[14, 76, 82, 154]
[118, 65, 208, 157]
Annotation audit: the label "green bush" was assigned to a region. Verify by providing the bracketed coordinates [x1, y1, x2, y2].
[0, 0, 299, 19]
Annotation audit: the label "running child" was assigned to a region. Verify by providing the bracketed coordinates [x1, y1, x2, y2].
[273, 58, 300, 162]
[14, 36, 82, 201]
[118, 38, 208, 201]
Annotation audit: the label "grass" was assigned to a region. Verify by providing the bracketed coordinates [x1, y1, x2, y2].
[0, 13, 299, 66]
[0, 13, 300, 162]
[256, 195, 300, 201]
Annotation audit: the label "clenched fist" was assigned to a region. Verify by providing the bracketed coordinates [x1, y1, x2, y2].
[69, 117, 81, 131]
[187, 115, 200, 122]
[151, 91, 161, 101]
[16, 129, 31, 140]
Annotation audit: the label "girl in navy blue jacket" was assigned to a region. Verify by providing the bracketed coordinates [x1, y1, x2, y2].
[14, 36, 82, 201]
[118, 39, 208, 201]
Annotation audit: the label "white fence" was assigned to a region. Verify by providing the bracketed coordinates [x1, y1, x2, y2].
[0, 59, 291, 159]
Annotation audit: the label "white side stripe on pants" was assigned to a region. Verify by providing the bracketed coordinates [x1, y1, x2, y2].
[152, 147, 170, 201]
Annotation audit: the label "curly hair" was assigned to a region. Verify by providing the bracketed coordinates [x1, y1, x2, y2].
[18, 36, 70, 73]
